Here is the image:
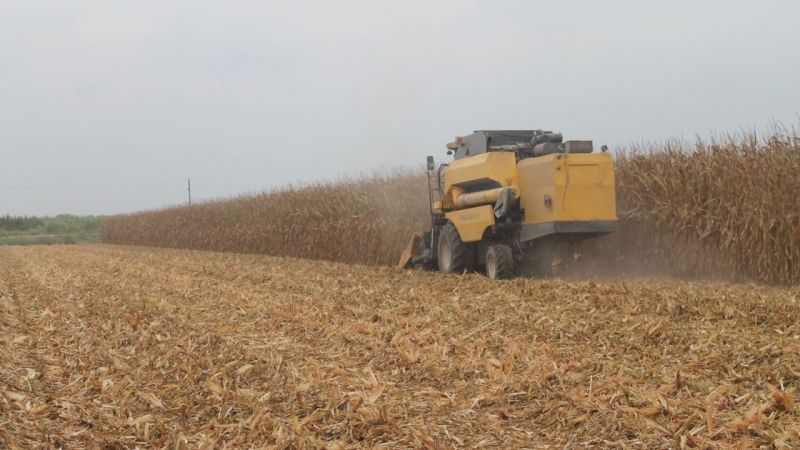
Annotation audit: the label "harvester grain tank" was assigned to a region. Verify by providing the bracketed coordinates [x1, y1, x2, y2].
[399, 130, 618, 279]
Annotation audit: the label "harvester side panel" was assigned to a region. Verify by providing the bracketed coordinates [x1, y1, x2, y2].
[443, 152, 518, 207]
[444, 205, 496, 243]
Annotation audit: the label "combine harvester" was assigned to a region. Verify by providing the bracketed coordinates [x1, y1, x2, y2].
[400, 130, 618, 279]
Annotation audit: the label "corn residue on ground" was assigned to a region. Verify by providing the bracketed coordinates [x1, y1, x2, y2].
[1, 245, 798, 448]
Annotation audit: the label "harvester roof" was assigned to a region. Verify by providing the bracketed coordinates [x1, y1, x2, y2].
[447, 129, 592, 160]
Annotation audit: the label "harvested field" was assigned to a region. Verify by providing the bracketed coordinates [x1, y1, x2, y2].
[1, 245, 799, 448]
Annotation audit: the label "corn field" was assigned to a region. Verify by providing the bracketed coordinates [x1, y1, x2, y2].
[101, 170, 430, 266]
[608, 129, 800, 284]
[102, 128, 800, 284]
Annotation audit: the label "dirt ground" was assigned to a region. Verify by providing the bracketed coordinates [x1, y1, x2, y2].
[1, 245, 798, 449]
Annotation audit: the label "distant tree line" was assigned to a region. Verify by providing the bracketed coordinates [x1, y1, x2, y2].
[0, 215, 44, 231]
[0, 214, 102, 234]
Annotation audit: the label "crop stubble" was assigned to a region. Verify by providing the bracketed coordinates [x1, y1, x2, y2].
[1, 245, 798, 448]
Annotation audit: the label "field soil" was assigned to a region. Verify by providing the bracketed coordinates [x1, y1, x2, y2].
[1, 245, 798, 448]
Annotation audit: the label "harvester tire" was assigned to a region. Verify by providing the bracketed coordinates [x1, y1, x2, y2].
[438, 223, 473, 274]
[486, 244, 514, 280]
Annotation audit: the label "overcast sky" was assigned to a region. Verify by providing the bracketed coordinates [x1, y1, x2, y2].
[1, 1, 798, 216]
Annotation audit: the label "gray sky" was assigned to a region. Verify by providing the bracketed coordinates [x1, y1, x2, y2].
[1, 1, 798, 216]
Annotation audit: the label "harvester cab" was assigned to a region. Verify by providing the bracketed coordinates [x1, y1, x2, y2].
[399, 129, 618, 279]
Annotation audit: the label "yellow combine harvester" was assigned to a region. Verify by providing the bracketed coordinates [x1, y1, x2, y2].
[399, 130, 618, 279]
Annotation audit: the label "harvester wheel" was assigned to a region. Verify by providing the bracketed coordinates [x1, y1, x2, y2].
[438, 223, 473, 274]
[486, 244, 514, 280]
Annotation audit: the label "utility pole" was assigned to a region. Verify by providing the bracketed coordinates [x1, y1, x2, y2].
[187, 178, 192, 206]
